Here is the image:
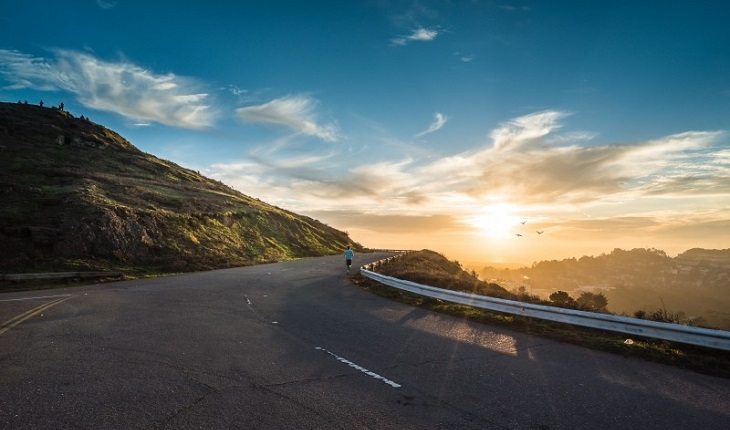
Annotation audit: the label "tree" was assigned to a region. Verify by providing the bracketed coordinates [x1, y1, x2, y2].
[576, 292, 608, 312]
[549, 290, 575, 307]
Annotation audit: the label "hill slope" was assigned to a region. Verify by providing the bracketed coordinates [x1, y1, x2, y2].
[0, 102, 359, 274]
[376, 250, 512, 298]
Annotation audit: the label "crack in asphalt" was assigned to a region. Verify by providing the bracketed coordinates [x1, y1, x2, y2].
[252, 383, 350, 430]
[260, 372, 360, 388]
[399, 384, 512, 430]
[154, 384, 220, 429]
[84, 342, 354, 428]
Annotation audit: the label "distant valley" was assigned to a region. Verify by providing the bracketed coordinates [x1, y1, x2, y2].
[478, 248, 730, 330]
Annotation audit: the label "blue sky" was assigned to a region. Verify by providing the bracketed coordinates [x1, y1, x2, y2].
[2, 1, 729, 263]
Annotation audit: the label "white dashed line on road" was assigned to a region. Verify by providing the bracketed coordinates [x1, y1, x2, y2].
[315, 346, 402, 388]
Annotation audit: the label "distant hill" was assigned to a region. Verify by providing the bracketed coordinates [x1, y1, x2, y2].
[377, 250, 612, 312]
[480, 248, 730, 329]
[376, 250, 513, 299]
[0, 101, 360, 275]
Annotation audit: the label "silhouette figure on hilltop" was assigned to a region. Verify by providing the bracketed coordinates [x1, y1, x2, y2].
[39, 100, 44, 107]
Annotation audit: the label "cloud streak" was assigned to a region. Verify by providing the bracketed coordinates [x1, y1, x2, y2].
[457, 123, 725, 204]
[209, 110, 729, 218]
[0, 49, 215, 128]
[235, 95, 338, 142]
[391, 27, 439, 46]
[415, 112, 447, 137]
[96, 0, 117, 9]
[489, 110, 568, 151]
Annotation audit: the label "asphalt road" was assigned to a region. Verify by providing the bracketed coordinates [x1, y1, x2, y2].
[1, 252, 728, 429]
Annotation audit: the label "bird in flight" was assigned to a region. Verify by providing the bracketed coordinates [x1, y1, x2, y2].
[515, 233, 523, 237]
[536, 230, 544, 235]
[520, 220, 527, 224]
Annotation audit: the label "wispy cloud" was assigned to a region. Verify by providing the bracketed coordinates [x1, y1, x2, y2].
[454, 51, 474, 63]
[489, 110, 568, 151]
[0, 49, 215, 128]
[415, 112, 448, 138]
[210, 110, 729, 218]
[497, 4, 531, 12]
[305, 211, 459, 234]
[391, 27, 439, 46]
[447, 117, 725, 204]
[96, 0, 117, 9]
[235, 95, 338, 142]
[226, 84, 247, 96]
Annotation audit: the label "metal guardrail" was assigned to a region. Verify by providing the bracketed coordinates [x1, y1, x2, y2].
[360, 257, 730, 351]
[369, 249, 414, 253]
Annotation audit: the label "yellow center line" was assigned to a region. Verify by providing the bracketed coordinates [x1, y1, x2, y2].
[0, 294, 72, 302]
[0, 296, 73, 336]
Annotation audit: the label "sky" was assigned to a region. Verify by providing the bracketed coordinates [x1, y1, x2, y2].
[1, 0, 729, 266]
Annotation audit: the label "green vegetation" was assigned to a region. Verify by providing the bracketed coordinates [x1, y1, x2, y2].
[546, 290, 608, 312]
[0, 102, 360, 276]
[371, 249, 513, 298]
[354, 250, 730, 378]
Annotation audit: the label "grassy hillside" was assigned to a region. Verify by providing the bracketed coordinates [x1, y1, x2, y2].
[0, 101, 360, 275]
[375, 250, 513, 298]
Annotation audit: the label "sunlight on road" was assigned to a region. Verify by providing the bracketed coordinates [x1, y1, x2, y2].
[369, 308, 519, 357]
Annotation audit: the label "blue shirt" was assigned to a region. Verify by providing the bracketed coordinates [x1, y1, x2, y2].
[344, 249, 354, 260]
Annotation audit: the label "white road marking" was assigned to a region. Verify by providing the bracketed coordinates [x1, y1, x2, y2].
[0, 294, 72, 302]
[315, 346, 402, 388]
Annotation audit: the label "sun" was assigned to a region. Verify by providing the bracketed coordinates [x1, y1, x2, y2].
[466, 204, 521, 239]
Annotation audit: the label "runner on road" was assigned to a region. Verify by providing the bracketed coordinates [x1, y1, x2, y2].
[344, 245, 354, 273]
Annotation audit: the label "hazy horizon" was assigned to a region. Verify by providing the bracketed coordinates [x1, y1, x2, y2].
[2, 1, 728, 264]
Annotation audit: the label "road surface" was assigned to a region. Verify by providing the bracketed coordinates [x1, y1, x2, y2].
[1, 252, 728, 429]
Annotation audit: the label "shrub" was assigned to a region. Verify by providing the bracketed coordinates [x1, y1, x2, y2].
[576, 292, 608, 313]
[549, 290, 576, 308]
